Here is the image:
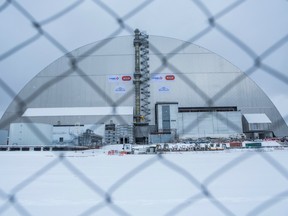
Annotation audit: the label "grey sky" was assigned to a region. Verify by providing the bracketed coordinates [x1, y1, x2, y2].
[1, 0, 288, 124]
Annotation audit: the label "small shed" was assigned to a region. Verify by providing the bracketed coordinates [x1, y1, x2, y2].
[242, 114, 273, 139]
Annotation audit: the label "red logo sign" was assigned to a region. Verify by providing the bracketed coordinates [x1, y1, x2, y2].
[165, 75, 175, 80]
[122, 76, 132, 81]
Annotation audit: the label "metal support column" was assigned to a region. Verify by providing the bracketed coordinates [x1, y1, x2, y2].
[133, 29, 142, 123]
[133, 29, 151, 144]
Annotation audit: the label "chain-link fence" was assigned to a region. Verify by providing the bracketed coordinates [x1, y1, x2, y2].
[1, 0, 288, 215]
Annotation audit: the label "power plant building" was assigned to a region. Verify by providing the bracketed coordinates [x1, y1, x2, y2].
[1, 31, 287, 145]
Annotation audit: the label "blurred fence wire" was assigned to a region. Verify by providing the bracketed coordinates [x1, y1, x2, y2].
[0, 0, 288, 215]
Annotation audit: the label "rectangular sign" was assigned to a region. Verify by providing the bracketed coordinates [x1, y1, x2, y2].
[107, 75, 120, 82]
[165, 74, 175, 80]
[151, 74, 175, 81]
[151, 75, 164, 82]
[108, 75, 133, 82]
[121, 75, 132, 81]
[114, 86, 126, 94]
[158, 86, 170, 93]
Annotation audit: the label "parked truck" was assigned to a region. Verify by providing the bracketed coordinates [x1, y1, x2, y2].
[123, 144, 134, 154]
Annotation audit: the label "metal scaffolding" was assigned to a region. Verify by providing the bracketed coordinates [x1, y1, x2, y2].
[133, 29, 151, 144]
[140, 32, 151, 123]
[133, 29, 150, 123]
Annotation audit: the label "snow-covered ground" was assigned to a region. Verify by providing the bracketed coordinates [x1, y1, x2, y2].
[0, 148, 288, 216]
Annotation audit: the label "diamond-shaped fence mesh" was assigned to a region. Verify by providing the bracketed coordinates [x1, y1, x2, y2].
[0, 0, 288, 215]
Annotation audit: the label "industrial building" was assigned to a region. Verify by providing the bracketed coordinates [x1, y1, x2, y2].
[0, 30, 287, 146]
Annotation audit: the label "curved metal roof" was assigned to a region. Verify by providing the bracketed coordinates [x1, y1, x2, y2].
[1, 35, 287, 136]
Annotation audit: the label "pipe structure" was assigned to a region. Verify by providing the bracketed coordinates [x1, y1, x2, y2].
[133, 29, 142, 123]
[139, 32, 150, 122]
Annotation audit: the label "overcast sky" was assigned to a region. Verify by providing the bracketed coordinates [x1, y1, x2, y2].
[0, 0, 288, 124]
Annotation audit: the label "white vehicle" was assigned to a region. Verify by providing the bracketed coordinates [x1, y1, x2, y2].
[123, 144, 133, 154]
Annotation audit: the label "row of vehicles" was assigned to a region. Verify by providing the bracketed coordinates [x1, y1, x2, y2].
[122, 140, 285, 154]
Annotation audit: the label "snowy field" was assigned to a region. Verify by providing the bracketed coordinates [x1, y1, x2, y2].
[1, 148, 288, 216]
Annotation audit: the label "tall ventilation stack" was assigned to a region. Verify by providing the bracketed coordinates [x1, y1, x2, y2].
[140, 32, 151, 122]
[133, 29, 150, 144]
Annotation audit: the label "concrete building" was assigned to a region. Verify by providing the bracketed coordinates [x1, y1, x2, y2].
[9, 123, 52, 146]
[1, 33, 287, 145]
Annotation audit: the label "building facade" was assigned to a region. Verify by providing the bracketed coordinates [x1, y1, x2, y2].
[1, 35, 287, 145]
